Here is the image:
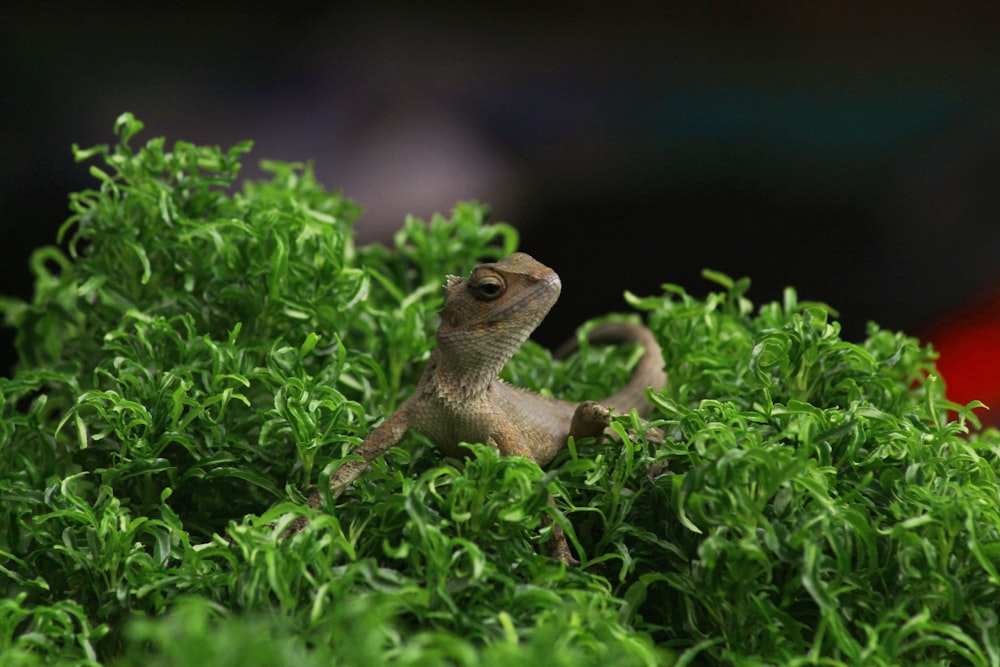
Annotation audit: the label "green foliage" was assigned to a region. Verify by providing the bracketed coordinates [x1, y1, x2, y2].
[2, 113, 998, 666]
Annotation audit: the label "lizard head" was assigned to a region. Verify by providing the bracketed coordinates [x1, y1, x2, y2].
[434, 253, 561, 391]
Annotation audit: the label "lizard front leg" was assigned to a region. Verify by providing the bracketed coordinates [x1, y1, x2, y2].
[282, 400, 415, 537]
[543, 494, 579, 566]
[541, 402, 613, 565]
[491, 426, 583, 566]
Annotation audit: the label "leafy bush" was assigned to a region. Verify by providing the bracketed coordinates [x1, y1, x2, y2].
[1, 113, 998, 666]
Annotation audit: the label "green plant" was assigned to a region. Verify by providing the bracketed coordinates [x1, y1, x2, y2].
[1, 113, 998, 666]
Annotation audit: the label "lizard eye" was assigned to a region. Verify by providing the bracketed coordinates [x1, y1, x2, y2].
[470, 274, 506, 301]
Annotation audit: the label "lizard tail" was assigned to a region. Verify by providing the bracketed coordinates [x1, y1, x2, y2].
[556, 322, 667, 416]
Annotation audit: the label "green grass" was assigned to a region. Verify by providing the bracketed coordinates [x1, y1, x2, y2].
[2, 112, 999, 666]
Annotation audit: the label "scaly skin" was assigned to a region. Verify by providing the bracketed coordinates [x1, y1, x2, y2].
[283, 252, 667, 563]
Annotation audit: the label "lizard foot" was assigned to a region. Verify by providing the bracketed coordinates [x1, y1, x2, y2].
[548, 531, 580, 566]
[570, 400, 612, 440]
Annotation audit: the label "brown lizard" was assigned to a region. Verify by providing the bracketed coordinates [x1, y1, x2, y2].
[283, 252, 666, 563]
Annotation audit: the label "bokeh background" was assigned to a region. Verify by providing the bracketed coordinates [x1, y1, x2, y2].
[4, 3, 1000, 423]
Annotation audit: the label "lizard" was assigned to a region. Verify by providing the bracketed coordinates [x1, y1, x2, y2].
[282, 252, 667, 563]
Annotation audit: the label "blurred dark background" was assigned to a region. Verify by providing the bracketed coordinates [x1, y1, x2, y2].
[3, 3, 1000, 420]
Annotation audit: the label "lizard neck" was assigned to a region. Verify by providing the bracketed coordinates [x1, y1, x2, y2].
[423, 341, 509, 404]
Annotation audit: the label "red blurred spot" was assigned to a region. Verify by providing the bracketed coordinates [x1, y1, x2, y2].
[922, 287, 1000, 428]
